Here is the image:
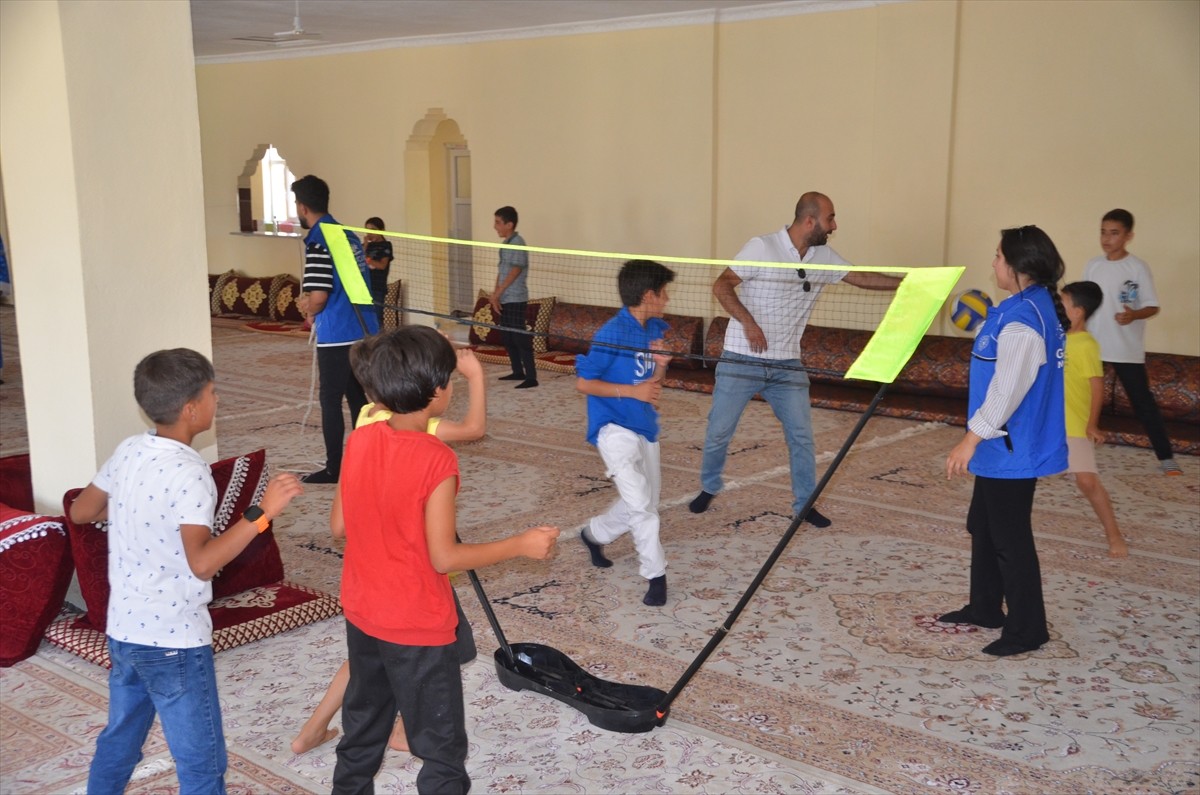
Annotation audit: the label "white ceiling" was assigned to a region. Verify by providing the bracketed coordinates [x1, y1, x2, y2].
[191, 0, 876, 62]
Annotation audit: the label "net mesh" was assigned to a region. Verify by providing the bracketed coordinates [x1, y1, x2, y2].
[322, 225, 963, 384]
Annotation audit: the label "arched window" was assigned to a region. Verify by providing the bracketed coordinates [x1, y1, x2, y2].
[237, 144, 298, 233]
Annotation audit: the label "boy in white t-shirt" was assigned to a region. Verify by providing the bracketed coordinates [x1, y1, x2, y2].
[1082, 209, 1180, 475]
[70, 349, 302, 794]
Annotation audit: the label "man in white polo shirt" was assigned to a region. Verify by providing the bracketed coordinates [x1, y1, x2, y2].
[690, 192, 900, 525]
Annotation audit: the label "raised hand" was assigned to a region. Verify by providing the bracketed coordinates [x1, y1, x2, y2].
[261, 473, 304, 518]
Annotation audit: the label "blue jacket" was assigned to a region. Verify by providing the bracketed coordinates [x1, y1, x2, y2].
[576, 307, 669, 445]
[305, 214, 379, 344]
[968, 286, 1067, 478]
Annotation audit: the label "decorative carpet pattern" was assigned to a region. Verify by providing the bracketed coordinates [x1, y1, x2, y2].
[1, 308, 1197, 794]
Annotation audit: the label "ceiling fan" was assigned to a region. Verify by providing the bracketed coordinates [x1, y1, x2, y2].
[232, 0, 322, 46]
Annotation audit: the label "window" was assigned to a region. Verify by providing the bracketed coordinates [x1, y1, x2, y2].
[236, 144, 298, 233]
[261, 146, 297, 229]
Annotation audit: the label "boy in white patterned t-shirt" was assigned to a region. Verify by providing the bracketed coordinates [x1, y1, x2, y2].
[70, 348, 302, 795]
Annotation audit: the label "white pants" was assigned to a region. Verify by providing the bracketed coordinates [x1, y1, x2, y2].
[589, 423, 666, 580]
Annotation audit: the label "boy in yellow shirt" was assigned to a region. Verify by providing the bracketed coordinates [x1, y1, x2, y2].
[1062, 281, 1127, 557]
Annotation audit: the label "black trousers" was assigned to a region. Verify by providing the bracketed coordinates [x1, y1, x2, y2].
[966, 476, 1049, 648]
[316, 345, 368, 476]
[500, 301, 536, 380]
[333, 620, 469, 795]
[1109, 361, 1174, 460]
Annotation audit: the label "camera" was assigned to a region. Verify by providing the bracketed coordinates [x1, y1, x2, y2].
[365, 240, 393, 261]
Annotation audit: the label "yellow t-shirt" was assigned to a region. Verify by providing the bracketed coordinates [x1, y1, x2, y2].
[1064, 331, 1103, 438]
[356, 402, 440, 436]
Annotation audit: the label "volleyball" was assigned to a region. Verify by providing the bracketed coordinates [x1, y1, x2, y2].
[950, 289, 991, 332]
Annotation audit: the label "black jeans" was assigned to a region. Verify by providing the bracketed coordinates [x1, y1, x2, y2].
[1109, 361, 1174, 460]
[965, 476, 1049, 649]
[316, 345, 368, 476]
[500, 301, 537, 380]
[333, 620, 469, 795]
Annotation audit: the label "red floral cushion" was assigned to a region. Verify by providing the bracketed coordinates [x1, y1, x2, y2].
[546, 303, 619, 355]
[468, 295, 555, 354]
[0, 505, 72, 666]
[215, 275, 273, 318]
[62, 449, 284, 632]
[268, 274, 305, 322]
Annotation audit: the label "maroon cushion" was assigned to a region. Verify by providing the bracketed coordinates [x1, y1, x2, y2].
[209, 449, 284, 599]
[0, 505, 73, 666]
[62, 449, 284, 632]
[61, 487, 109, 632]
[546, 303, 619, 355]
[704, 317, 729, 365]
[660, 314, 704, 370]
[268, 274, 305, 322]
[214, 275, 273, 318]
[0, 454, 34, 513]
[467, 295, 555, 354]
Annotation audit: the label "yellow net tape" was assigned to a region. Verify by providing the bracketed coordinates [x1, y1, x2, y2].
[321, 224, 963, 385]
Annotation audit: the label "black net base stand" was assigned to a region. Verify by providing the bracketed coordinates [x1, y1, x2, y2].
[654, 381, 892, 720]
[465, 572, 669, 734]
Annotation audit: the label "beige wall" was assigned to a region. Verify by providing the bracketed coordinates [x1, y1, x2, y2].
[1, 0, 214, 508]
[196, 0, 1198, 354]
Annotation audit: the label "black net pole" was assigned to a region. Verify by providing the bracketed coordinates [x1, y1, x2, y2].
[656, 381, 891, 718]
[454, 533, 516, 667]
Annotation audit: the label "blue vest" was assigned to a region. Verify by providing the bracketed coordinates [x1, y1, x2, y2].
[308, 214, 379, 344]
[575, 308, 668, 445]
[968, 286, 1067, 479]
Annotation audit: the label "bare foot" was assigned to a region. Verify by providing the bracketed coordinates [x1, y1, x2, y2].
[387, 717, 410, 753]
[1108, 538, 1129, 558]
[290, 727, 339, 755]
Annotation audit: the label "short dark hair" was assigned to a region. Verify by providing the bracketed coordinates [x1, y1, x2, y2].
[291, 175, 330, 215]
[349, 335, 381, 403]
[133, 348, 215, 425]
[617, 259, 675, 307]
[1061, 281, 1103, 321]
[794, 191, 829, 222]
[364, 216, 385, 230]
[368, 326, 457, 415]
[494, 206, 518, 228]
[1102, 208, 1134, 231]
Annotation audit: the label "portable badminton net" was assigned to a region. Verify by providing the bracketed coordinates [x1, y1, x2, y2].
[324, 223, 963, 732]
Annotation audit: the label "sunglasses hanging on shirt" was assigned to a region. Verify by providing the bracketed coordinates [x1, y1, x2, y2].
[795, 268, 811, 292]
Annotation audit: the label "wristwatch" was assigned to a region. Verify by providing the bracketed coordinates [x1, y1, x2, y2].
[243, 505, 270, 534]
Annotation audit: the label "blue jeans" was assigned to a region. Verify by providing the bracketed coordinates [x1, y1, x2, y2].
[88, 639, 227, 795]
[700, 352, 816, 515]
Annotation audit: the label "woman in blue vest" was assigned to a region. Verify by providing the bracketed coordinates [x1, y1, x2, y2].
[941, 225, 1069, 657]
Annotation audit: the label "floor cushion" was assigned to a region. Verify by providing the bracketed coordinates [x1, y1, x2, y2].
[468, 294, 556, 354]
[0, 505, 73, 666]
[43, 581, 342, 669]
[0, 454, 34, 513]
[62, 448, 284, 632]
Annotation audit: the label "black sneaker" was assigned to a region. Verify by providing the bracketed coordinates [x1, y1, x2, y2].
[301, 468, 338, 484]
[498, 373, 525, 381]
[515, 379, 539, 389]
[689, 490, 715, 513]
[799, 508, 832, 528]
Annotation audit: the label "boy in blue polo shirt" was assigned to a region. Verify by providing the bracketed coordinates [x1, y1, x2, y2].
[575, 260, 675, 606]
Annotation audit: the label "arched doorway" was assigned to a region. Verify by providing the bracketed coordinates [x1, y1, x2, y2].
[405, 109, 473, 317]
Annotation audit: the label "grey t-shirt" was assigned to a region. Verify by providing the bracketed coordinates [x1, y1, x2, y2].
[498, 233, 529, 304]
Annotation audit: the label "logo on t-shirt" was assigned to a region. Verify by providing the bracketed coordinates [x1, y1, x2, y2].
[1119, 280, 1139, 307]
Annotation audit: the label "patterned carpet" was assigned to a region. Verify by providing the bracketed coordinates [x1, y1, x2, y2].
[1, 308, 1198, 794]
